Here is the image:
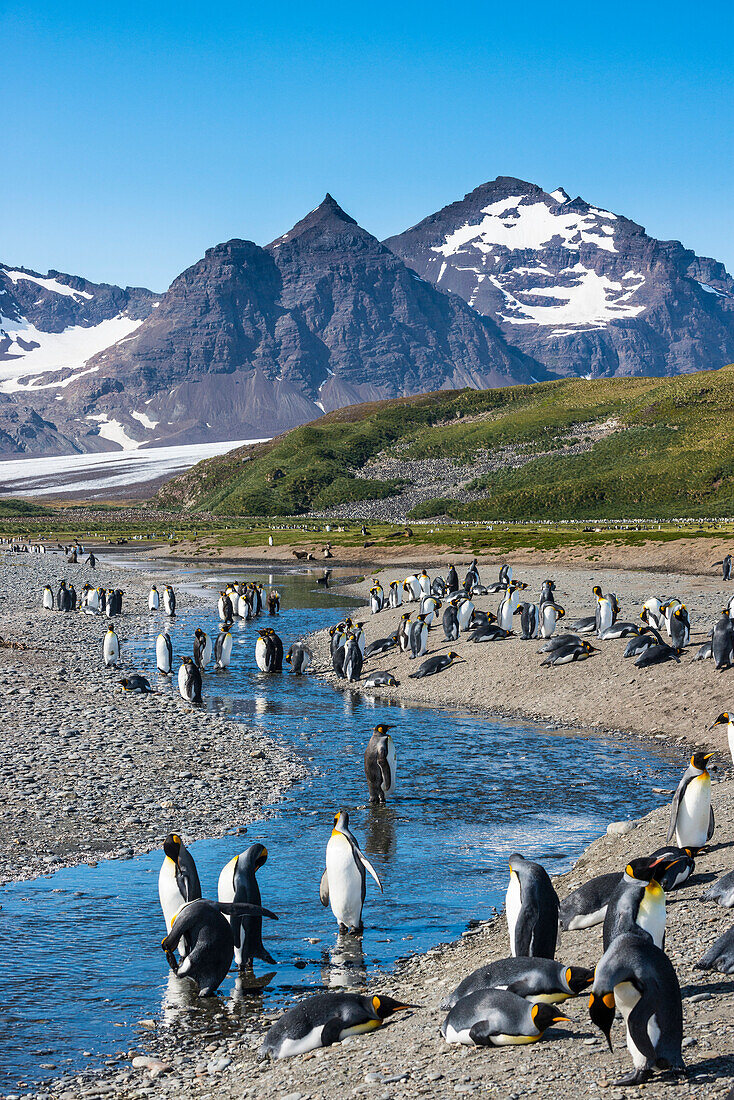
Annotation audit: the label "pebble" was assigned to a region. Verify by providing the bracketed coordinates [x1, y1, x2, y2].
[606, 820, 635, 836]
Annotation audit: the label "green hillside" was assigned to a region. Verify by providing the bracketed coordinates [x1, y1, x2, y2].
[157, 366, 734, 519]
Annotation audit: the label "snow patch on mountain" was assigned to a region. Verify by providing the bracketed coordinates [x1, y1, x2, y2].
[491, 265, 647, 331]
[0, 314, 144, 392]
[2, 269, 94, 301]
[431, 194, 619, 259]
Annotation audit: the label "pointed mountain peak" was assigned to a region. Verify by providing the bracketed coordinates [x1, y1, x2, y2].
[550, 186, 570, 204]
[268, 194, 361, 248]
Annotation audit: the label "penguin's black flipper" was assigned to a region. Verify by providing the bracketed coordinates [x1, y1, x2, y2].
[708, 805, 716, 841]
[256, 945, 277, 965]
[218, 901, 278, 921]
[468, 1021, 500, 1046]
[320, 1017, 346, 1048]
[514, 896, 540, 957]
[666, 775, 693, 843]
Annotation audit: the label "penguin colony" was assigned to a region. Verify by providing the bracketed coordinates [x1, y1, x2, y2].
[52, 553, 734, 1077]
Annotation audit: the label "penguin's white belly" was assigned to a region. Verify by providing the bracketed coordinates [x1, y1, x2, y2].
[729, 723, 734, 766]
[637, 888, 666, 947]
[178, 666, 190, 699]
[255, 638, 268, 672]
[598, 601, 613, 632]
[541, 609, 556, 638]
[676, 776, 711, 847]
[554, 651, 577, 664]
[103, 638, 118, 664]
[218, 634, 233, 667]
[149, 592, 159, 610]
[444, 1024, 472, 1045]
[158, 861, 184, 932]
[566, 905, 607, 930]
[201, 637, 212, 667]
[506, 872, 522, 955]
[43, 592, 53, 609]
[458, 603, 473, 629]
[237, 596, 249, 618]
[486, 1032, 537, 1046]
[326, 837, 363, 928]
[156, 636, 171, 672]
[385, 738, 396, 795]
[615, 981, 645, 1069]
[274, 1026, 328, 1059]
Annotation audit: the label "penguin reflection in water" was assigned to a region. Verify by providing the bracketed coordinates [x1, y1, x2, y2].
[320, 811, 382, 934]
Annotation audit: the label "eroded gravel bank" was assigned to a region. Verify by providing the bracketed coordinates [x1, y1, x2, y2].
[0, 552, 306, 886]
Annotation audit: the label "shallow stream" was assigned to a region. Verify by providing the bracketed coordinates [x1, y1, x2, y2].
[0, 566, 682, 1093]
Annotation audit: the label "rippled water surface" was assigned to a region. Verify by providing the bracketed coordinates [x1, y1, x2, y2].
[0, 565, 682, 1092]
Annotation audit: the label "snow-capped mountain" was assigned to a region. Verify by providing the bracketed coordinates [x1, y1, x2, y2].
[51, 195, 546, 449]
[0, 265, 158, 452]
[385, 177, 734, 378]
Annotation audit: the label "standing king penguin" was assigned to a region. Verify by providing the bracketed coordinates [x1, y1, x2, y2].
[158, 833, 202, 954]
[178, 657, 202, 703]
[506, 854, 559, 959]
[320, 811, 382, 934]
[156, 627, 173, 674]
[364, 724, 396, 804]
[667, 751, 715, 852]
[103, 626, 120, 668]
[217, 843, 275, 967]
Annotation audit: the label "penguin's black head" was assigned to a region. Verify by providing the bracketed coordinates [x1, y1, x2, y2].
[592, 585, 602, 597]
[712, 712, 730, 727]
[532, 1003, 570, 1033]
[333, 809, 348, 829]
[370, 994, 418, 1019]
[556, 605, 566, 618]
[119, 678, 129, 689]
[565, 966, 594, 995]
[163, 833, 182, 862]
[691, 751, 714, 771]
[375, 724, 394, 735]
[625, 855, 675, 883]
[246, 842, 268, 869]
[588, 990, 615, 1049]
[448, 651, 463, 661]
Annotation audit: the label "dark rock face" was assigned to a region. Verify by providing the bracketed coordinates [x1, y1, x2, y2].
[385, 176, 734, 379]
[55, 196, 545, 447]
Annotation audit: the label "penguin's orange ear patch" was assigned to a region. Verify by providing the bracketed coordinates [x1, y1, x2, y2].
[531, 1004, 539, 1021]
[372, 996, 381, 1010]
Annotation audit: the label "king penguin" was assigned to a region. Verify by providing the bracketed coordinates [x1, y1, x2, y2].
[148, 586, 160, 611]
[712, 711, 734, 764]
[667, 751, 715, 851]
[42, 585, 54, 610]
[217, 843, 275, 967]
[441, 988, 568, 1047]
[158, 833, 202, 952]
[258, 992, 414, 1060]
[602, 856, 678, 950]
[103, 626, 120, 668]
[156, 627, 173, 674]
[178, 656, 202, 703]
[364, 724, 396, 804]
[589, 933, 684, 1086]
[506, 854, 559, 959]
[214, 623, 233, 669]
[193, 628, 212, 670]
[320, 811, 382, 934]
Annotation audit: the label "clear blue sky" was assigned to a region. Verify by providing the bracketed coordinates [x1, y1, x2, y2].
[4, 1, 733, 292]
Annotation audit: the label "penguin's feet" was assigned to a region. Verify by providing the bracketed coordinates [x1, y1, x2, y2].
[338, 923, 349, 934]
[614, 1068, 651, 1086]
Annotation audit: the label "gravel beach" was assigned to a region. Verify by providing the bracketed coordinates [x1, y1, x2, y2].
[313, 561, 734, 757]
[3, 549, 734, 1099]
[0, 550, 306, 886]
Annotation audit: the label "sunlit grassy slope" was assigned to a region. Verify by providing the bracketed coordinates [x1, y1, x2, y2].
[157, 366, 734, 519]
